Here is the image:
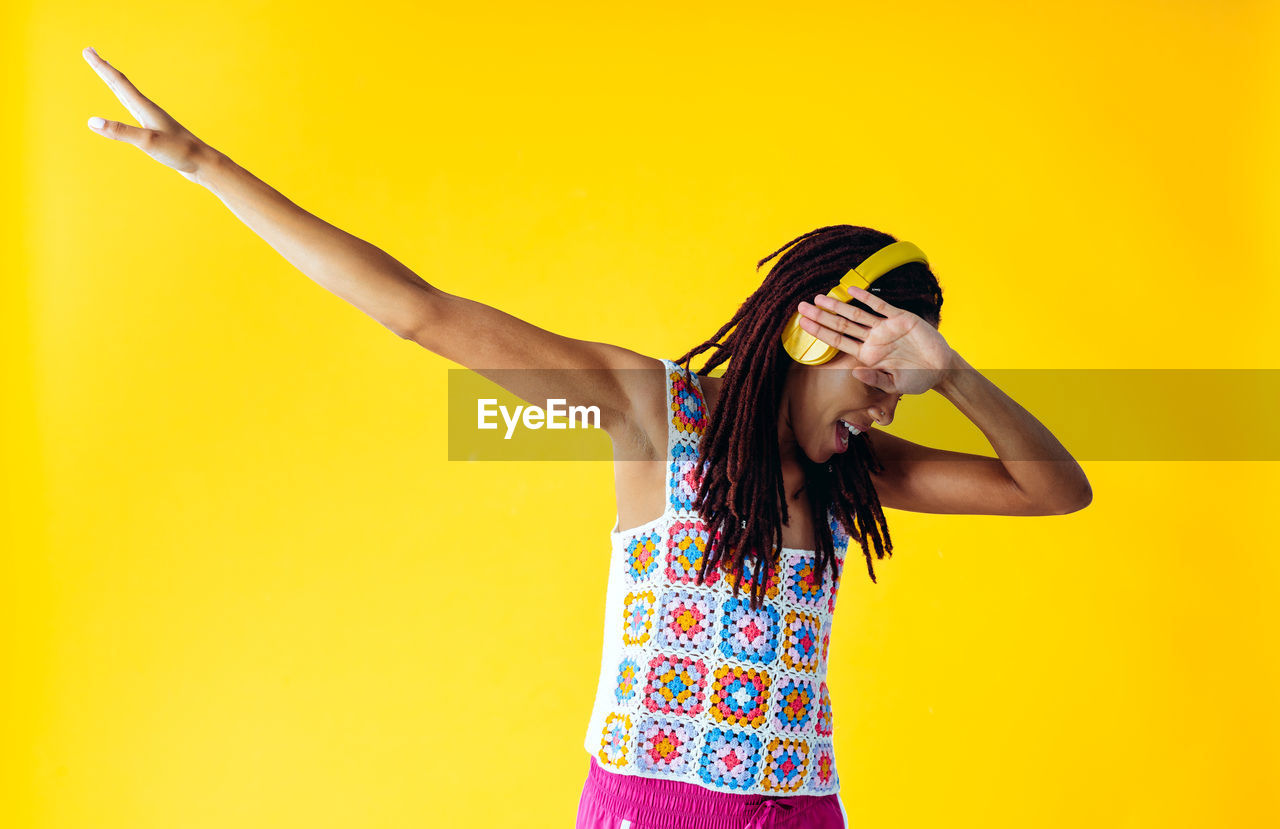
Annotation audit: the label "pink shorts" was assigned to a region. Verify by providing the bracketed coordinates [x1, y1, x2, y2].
[575, 756, 848, 829]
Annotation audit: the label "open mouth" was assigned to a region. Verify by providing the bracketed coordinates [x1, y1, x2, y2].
[835, 419, 865, 452]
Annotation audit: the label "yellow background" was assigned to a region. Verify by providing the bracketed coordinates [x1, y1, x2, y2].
[4, 1, 1279, 827]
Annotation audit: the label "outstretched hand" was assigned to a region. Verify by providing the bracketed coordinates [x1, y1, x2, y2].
[796, 286, 956, 396]
[82, 47, 217, 182]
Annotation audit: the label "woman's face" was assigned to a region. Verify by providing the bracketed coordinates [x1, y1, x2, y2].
[782, 350, 901, 463]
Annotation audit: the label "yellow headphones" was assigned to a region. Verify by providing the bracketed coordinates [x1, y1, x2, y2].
[779, 240, 929, 365]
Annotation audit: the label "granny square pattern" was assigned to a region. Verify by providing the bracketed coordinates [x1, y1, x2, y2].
[708, 664, 771, 727]
[654, 589, 715, 653]
[583, 359, 851, 797]
[816, 682, 833, 736]
[598, 712, 633, 768]
[622, 591, 657, 646]
[670, 368, 706, 437]
[634, 715, 699, 775]
[770, 676, 818, 733]
[780, 609, 821, 674]
[614, 657, 641, 705]
[808, 740, 838, 792]
[718, 597, 781, 665]
[698, 728, 764, 791]
[666, 519, 719, 586]
[783, 550, 827, 609]
[669, 442, 702, 512]
[760, 737, 810, 793]
[642, 654, 709, 717]
[826, 514, 848, 613]
[723, 555, 781, 600]
[626, 531, 662, 583]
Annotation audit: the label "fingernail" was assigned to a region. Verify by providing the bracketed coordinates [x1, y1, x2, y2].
[88, 117, 105, 129]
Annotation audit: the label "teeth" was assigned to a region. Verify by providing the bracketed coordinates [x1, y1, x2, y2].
[840, 419, 862, 436]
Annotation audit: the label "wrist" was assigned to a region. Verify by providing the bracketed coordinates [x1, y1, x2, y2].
[192, 145, 231, 189]
[935, 349, 971, 396]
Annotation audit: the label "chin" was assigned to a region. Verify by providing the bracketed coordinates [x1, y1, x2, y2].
[803, 441, 832, 464]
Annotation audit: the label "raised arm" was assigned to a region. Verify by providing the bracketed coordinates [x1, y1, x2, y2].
[81, 46, 662, 438]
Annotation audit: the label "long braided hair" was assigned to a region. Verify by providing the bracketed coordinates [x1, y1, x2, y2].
[675, 224, 944, 609]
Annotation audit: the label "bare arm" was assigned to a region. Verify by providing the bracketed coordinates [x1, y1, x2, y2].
[82, 47, 662, 438]
[933, 350, 1091, 513]
[193, 151, 430, 339]
[866, 350, 1093, 516]
[797, 288, 1092, 516]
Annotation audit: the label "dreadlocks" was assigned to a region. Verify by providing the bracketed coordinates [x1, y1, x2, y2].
[675, 224, 945, 609]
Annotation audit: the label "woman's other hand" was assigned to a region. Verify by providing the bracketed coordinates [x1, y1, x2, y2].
[796, 286, 957, 396]
[82, 47, 219, 183]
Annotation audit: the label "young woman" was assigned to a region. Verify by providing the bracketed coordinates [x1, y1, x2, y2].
[83, 47, 1091, 829]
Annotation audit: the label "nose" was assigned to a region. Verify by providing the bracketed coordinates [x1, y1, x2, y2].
[872, 392, 902, 426]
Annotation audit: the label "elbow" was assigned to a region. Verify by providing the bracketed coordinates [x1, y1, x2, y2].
[1048, 478, 1092, 515]
[396, 285, 446, 345]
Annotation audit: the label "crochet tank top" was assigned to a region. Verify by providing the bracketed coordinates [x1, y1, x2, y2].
[582, 358, 850, 796]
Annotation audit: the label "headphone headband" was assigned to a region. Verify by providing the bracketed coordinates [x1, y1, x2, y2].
[780, 240, 929, 365]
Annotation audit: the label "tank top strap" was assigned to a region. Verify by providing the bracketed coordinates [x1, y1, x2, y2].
[659, 358, 708, 515]
[658, 358, 852, 561]
[825, 505, 851, 559]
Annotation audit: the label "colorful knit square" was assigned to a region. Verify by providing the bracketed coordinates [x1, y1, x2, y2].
[783, 551, 827, 609]
[614, 657, 641, 704]
[668, 442, 702, 512]
[809, 740, 838, 792]
[826, 514, 848, 613]
[625, 530, 662, 582]
[827, 511, 851, 555]
[654, 589, 714, 653]
[642, 654, 708, 717]
[697, 727, 764, 791]
[622, 590, 656, 646]
[780, 609, 821, 674]
[666, 519, 718, 586]
[770, 676, 817, 733]
[828, 551, 844, 614]
[722, 555, 780, 600]
[669, 369, 706, 437]
[598, 712, 633, 768]
[708, 664, 771, 727]
[761, 737, 810, 793]
[816, 681, 833, 736]
[718, 597, 780, 665]
[634, 715, 697, 775]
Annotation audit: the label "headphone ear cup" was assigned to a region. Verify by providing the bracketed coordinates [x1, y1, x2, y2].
[780, 312, 837, 365]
